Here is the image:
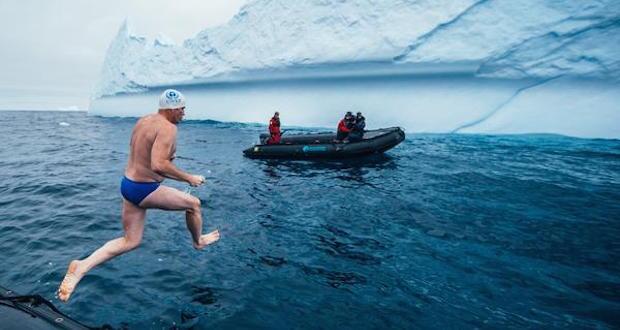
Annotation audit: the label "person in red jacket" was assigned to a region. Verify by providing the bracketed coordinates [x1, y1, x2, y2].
[267, 111, 281, 144]
[336, 111, 354, 142]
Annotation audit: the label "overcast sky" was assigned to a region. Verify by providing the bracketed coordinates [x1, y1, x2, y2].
[0, 0, 246, 110]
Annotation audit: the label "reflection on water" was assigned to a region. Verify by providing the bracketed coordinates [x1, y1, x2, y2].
[260, 154, 398, 186]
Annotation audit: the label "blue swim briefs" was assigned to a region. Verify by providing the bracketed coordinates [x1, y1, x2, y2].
[120, 176, 160, 206]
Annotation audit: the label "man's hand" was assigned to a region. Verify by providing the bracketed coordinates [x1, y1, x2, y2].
[188, 174, 206, 187]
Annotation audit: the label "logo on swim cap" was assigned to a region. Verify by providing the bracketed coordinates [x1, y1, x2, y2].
[159, 89, 186, 109]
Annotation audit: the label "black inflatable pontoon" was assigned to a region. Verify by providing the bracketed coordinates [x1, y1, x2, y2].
[0, 285, 91, 330]
[243, 127, 405, 159]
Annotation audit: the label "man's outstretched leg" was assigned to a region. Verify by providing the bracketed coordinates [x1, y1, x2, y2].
[140, 185, 220, 249]
[57, 200, 146, 302]
[186, 200, 220, 250]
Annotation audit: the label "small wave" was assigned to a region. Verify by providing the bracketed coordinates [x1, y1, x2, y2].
[300, 264, 367, 288]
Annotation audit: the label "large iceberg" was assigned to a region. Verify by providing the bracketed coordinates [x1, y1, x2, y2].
[91, 0, 620, 138]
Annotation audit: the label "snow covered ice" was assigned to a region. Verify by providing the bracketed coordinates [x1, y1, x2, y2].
[90, 0, 620, 138]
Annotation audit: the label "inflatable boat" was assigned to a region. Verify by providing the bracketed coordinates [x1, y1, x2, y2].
[0, 285, 90, 329]
[243, 127, 405, 159]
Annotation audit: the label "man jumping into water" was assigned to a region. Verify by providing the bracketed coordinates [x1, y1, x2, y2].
[58, 89, 220, 302]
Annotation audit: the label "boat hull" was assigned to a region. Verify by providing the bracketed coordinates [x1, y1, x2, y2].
[243, 127, 405, 159]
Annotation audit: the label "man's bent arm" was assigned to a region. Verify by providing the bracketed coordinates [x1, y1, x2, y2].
[151, 125, 192, 183]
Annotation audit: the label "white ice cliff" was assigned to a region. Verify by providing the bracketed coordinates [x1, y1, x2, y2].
[91, 0, 620, 138]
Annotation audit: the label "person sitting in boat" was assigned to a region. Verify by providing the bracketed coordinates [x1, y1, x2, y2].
[267, 111, 281, 144]
[336, 111, 354, 142]
[347, 112, 366, 142]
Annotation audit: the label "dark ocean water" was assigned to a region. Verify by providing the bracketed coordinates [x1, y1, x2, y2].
[0, 111, 619, 329]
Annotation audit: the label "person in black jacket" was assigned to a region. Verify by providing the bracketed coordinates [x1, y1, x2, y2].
[347, 112, 366, 142]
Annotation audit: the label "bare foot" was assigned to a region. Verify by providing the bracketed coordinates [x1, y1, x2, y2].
[57, 260, 85, 302]
[193, 229, 220, 250]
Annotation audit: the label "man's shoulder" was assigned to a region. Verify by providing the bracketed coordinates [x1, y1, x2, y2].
[136, 114, 176, 134]
[137, 114, 159, 126]
[139, 113, 158, 121]
[158, 119, 177, 135]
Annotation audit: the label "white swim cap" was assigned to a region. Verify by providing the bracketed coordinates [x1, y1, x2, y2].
[159, 89, 186, 109]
